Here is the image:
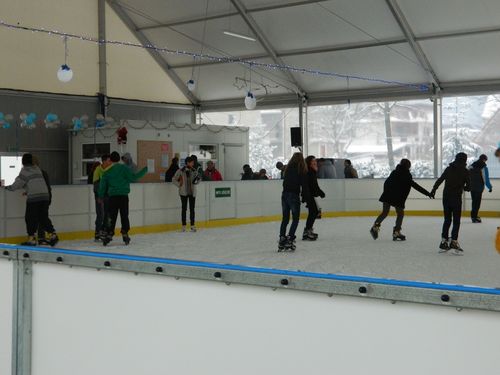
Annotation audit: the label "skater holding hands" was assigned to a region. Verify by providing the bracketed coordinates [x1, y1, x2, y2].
[302, 156, 325, 241]
[278, 152, 309, 251]
[370, 159, 433, 241]
[431, 152, 470, 255]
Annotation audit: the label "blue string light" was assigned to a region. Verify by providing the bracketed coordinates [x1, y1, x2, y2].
[0, 19, 430, 92]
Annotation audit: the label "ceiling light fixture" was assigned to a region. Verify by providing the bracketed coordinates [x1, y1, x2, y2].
[223, 31, 256, 42]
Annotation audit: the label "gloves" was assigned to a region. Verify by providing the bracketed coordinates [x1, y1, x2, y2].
[489, 188, 493, 193]
[429, 189, 436, 199]
[319, 192, 325, 199]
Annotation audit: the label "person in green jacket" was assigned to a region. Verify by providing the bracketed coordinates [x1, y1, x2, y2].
[99, 151, 147, 246]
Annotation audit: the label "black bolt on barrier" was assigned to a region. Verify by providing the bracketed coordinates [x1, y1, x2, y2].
[156, 267, 163, 273]
[359, 286, 367, 294]
[214, 272, 222, 279]
[104, 261, 111, 267]
[56, 257, 63, 263]
[2, 251, 9, 256]
[441, 294, 450, 303]
[280, 279, 289, 286]
[23, 253, 30, 258]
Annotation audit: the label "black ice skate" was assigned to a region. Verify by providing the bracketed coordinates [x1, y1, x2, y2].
[370, 224, 380, 240]
[48, 233, 59, 247]
[439, 238, 450, 253]
[278, 236, 288, 252]
[302, 229, 317, 241]
[102, 234, 112, 246]
[286, 236, 296, 252]
[38, 236, 51, 246]
[392, 229, 406, 241]
[122, 233, 130, 245]
[471, 217, 482, 223]
[21, 236, 37, 246]
[450, 240, 464, 256]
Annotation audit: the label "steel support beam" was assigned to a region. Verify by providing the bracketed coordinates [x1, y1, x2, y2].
[229, 0, 304, 95]
[137, 0, 330, 31]
[385, 0, 440, 89]
[98, 0, 107, 96]
[106, 0, 199, 105]
[433, 97, 443, 177]
[12, 260, 32, 375]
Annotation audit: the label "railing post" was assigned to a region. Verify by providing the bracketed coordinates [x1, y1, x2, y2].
[12, 259, 32, 375]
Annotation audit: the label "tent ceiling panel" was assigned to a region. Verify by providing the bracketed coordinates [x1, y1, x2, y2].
[142, 16, 267, 66]
[281, 44, 428, 93]
[174, 59, 295, 101]
[251, 0, 404, 51]
[397, 0, 500, 36]
[419, 33, 500, 82]
[115, 0, 235, 29]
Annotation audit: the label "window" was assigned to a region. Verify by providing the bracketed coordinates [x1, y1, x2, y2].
[81, 143, 110, 178]
[442, 95, 500, 177]
[308, 100, 434, 178]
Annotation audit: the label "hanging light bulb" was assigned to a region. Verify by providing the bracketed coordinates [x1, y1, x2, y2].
[244, 92, 257, 110]
[57, 64, 73, 82]
[187, 79, 196, 91]
[57, 36, 73, 83]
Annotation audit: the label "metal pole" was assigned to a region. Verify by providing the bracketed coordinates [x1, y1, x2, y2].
[433, 97, 443, 177]
[98, 0, 107, 97]
[12, 260, 32, 375]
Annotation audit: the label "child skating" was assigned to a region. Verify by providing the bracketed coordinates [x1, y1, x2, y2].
[431, 152, 470, 255]
[278, 152, 309, 252]
[370, 159, 433, 241]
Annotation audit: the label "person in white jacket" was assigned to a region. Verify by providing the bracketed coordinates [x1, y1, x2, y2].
[173, 156, 200, 232]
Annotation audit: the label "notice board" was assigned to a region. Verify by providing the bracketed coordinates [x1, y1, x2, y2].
[137, 140, 173, 182]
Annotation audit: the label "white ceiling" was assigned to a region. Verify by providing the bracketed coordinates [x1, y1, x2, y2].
[112, 0, 500, 104]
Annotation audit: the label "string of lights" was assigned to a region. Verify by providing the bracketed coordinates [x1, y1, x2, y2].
[0, 19, 430, 92]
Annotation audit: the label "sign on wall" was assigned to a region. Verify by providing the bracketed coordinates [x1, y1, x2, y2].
[215, 187, 231, 198]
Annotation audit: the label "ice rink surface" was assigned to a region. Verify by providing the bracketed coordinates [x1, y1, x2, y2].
[61, 216, 500, 288]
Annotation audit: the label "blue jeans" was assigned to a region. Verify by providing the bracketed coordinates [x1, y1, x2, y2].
[280, 192, 301, 239]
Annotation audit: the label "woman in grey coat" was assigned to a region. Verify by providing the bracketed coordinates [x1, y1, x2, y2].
[173, 156, 200, 232]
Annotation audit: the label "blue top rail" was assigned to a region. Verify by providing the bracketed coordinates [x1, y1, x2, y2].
[2, 243, 500, 296]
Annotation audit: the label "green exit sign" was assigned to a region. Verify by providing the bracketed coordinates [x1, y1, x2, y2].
[215, 187, 231, 198]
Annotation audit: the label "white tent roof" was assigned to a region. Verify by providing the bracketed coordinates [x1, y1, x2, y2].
[108, 0, 500, 108]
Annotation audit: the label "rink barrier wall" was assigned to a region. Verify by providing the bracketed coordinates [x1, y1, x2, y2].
[1, 179, 499, 243]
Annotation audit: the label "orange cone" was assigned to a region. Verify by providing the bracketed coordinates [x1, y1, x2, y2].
[496, 227, 500, 254]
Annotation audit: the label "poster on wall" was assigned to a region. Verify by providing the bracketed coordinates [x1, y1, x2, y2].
[179, 152, 188, 168]
[161, 154, 169, 168]
[147, 159, 155, 173]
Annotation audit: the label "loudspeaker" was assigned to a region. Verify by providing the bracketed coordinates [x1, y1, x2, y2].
[290, 127, 302, 147]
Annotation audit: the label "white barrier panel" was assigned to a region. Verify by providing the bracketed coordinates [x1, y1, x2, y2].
[32, 263, 500, 375]
[0, 259, 13, 375]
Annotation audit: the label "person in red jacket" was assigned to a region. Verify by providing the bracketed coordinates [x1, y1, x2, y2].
[204, 161, 223, 181]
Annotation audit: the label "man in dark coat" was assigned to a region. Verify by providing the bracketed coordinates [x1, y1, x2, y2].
[469, 156, 492, 223]
[370, 159, 433, 241]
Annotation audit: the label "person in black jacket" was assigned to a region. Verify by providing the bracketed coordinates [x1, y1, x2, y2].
[469, 156, 492, 223]
[278, 152, 309, 252]
[164, 157, 179, 182]
[431, 152, 470, 255]
[370, 159, 433, 241]
[303, 156, 325, 241]
[241, 164, 254, 180]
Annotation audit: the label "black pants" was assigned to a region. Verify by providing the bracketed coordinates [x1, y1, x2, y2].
[442, 197, 462, 241]
[470, 191, 483, 219]
[280, 192, 301, 238]
[305, 198, 319, 230]
[107, 195, 130, 236]
[375, 202, 404, 231]
[26, 201, 54, 236]
[181, 195, 196, 226]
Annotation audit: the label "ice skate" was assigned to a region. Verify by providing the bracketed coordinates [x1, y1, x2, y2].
[48, 233, 59, 247]
[38, 236, 50, 246]
[439, 238, 450, 253]
[285, 236, 296, 252]
[122, 233, 130, 245]
[102, 234, 112, 246]
[21, 236, 37, 246]
[370, 224, 380, 240]
[94, 232, 102, 242]
[190, 226, 197, 233]
[392, 229, 406, 241]
[450, 240, 464, 256]
[302, 228, 317, 241]
[181, 225, 187, 233]
[278, 236, 288, 252]
[471, 217, 482, 223]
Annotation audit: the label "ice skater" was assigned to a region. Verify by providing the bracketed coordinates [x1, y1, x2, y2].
[370, 159, 433, 241]
[99, 152, 147, 245]
[173, 156, 201, 232]
[302, 156, 325, 241]
[469, 154, 492, 223]
[431, 152, 470, 255]
[278, 152, 309, 252]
